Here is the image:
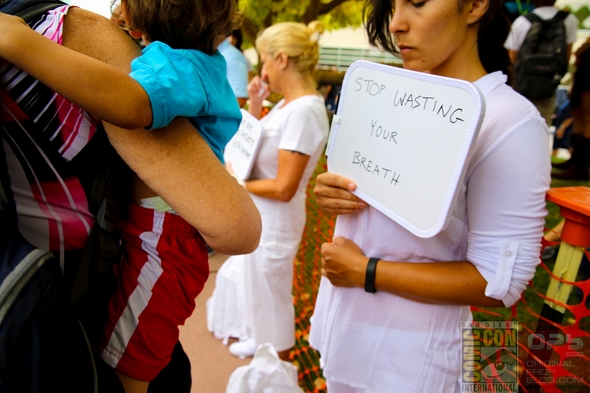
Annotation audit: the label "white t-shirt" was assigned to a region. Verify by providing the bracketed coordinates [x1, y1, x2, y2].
[249, 95, 329, 250]
[505, 6, 579, 51]
[309, 72, 551, 392]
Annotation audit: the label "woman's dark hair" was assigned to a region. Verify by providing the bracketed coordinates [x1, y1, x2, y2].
[570, 47, 590, 109]
[363, 0, 512, 83]
[122, 0, 242, 54]
[476, 0, 513, 83]
[231, 29, 244, 52]
[363, 0, 396, 55]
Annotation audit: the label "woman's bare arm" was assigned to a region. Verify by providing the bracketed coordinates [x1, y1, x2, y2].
[62, 8, 261, 254]
[321, 236, 504, 307]
[314, 174, 494, 306]
[112, 116, 262, 254]
[243, 150, 310, 202]
[0, 12, 152, 129]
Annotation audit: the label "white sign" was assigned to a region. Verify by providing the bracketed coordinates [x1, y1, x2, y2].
[327, 60, 485, 238]
[224, 109, 263, 181]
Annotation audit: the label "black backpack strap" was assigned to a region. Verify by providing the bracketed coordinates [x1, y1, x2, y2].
[525, 9, 569, 24]
[554, 10, 569, 22]
[0, 0, 66, 23]
[524, 12, 542, 24]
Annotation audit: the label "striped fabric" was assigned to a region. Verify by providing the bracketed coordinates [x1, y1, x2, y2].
[0, 5, 97, 271]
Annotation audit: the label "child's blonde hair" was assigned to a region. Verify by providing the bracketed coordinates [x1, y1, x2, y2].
[255, 21, 325, 77]
[120, 0, 242, 54]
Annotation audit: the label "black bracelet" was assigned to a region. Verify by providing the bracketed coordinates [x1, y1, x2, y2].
[364, 257, 379, 293]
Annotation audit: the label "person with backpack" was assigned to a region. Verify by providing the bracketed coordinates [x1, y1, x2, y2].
[0, 2, 261, 393]
[505, 0, 578, 126]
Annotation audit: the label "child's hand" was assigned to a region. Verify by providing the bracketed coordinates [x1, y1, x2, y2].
[0, 12, 28, 28]
[0, 13, 31, 55]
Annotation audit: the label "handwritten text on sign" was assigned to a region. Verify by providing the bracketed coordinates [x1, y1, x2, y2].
[223, 109, 263, 181]
[327, 61, 484, 238]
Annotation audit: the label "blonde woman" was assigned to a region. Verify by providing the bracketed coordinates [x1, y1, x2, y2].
[225, 21, 329, 361]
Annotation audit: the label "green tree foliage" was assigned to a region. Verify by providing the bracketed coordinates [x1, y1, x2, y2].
[573, 6, 589, 29]
[319, 1, 365, 30]
[238, 0, 364, 47]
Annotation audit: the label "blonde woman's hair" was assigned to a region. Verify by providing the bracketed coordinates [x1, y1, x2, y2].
[256, 21, 325, 77]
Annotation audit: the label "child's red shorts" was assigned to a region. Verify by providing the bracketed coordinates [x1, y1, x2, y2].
[100, 204, 209, 381]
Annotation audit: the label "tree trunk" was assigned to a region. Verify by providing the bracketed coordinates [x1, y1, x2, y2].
[302, 0, 321, 24]
[241, 18, 259, 48]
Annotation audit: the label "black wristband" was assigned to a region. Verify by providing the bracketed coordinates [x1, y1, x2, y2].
[364, 257, 379, 294]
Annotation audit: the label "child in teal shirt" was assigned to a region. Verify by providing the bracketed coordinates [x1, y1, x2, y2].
[0, 0, 242, 162]
[0, 0, 243, 388]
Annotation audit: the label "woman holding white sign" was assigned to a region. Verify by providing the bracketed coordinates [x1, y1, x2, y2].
[224, 21, 329, 361]
[309, 0, 550, 391]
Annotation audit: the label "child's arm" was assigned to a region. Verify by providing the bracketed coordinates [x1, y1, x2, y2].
[0, 13, 152, 129]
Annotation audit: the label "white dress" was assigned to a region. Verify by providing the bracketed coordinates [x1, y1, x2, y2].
[231, 95, 328, 351]
[308, 72, 551, 392]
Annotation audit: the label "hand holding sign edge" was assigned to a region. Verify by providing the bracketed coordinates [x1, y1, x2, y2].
[314, 172, 367, 216]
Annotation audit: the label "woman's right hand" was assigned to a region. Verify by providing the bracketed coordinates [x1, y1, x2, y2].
[247, 75, 269, 104]
[246, 75, 268, 119]
[314, 172, 366, 216]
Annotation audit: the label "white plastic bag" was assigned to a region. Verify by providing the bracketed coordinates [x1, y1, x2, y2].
[225, 343, 303, 393]
[206, 256, 249, 344]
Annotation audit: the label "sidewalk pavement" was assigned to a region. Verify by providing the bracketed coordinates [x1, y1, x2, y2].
[179, 252, 250, 393]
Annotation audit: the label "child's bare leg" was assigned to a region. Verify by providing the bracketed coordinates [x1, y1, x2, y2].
[115, 370, 149, 393]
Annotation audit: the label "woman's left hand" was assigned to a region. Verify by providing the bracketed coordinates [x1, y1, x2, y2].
[314, 172, 366, 216]
[321, 236, 367, 288]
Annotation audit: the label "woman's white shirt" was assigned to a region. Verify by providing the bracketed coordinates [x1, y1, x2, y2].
[309, 72, 551, 392]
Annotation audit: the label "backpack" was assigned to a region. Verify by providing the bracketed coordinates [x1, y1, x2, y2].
[513, 10, 569, 99]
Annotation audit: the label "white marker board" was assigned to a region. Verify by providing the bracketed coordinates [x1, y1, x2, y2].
[224, 109, 263, 181]
[327, 60, 485, 238]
